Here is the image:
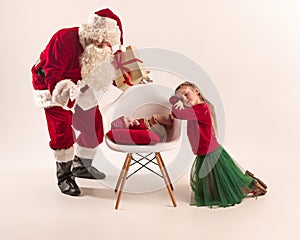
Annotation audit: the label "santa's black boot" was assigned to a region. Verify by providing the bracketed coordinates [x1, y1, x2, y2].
[72, 155, 105, 179]
[56, 161, 81, 196]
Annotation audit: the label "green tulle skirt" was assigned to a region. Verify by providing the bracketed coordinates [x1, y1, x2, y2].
[190, 145, 255, 208]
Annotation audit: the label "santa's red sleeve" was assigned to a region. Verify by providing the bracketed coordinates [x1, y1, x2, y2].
[43, 29, 78, 94]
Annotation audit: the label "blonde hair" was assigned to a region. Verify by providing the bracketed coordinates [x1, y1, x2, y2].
[175, 81, 218, 137]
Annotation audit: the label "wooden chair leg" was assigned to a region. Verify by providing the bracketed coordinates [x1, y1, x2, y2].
[155, 153, 177, 207]
[155, 153, 171, 188]
[115, 153, 132, 192]
[158, 154, 174, 191]
[115, 153, 132, 209]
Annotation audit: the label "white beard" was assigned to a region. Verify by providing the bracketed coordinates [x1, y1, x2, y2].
[80, 45, 116, 91]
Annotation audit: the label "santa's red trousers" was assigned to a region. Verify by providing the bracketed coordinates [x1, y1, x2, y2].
[44, 105, 104, 150]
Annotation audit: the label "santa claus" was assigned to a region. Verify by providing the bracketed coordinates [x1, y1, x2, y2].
[31, 8, 123, 196]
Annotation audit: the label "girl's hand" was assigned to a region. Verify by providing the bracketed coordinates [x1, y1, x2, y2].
[174, 100, 184, 110]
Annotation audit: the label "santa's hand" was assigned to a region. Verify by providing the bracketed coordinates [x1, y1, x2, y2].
[52, 80, 72, 107]
[69, 80, 81, 101]
[52, 80, 81, 107]
[174, 100, 184, 110]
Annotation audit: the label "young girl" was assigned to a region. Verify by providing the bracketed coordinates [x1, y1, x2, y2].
[169, 81, 267, 208]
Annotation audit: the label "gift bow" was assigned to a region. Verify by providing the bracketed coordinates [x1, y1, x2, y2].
[113, 50, 143, 86]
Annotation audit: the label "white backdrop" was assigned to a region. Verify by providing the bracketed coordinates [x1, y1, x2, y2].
[1, 0, 299, 165]
[0, 0, 299, 238]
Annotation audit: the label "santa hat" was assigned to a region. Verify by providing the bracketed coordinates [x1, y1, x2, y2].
[79, 8, 123, 46]
[94, 8, 123, 44]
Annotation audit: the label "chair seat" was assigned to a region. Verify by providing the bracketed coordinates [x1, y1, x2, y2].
[105, 136, 181, 153]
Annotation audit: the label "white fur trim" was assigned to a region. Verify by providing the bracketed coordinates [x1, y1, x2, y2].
[79, 14, 121, 46]
[84, 57, 116, 91]
[33, 89, 60, 108]
[54, 146, 74, 162]
[76, 86, 98, 110]
[52, 79, 76, 107]
[74, 144, 97, 159]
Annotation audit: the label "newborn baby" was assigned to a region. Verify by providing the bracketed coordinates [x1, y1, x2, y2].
[111, 114, 173, 142]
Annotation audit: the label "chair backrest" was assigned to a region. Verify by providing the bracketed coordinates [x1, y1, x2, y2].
[111, 84, 172, 116]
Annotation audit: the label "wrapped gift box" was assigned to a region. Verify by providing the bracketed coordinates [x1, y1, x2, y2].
[114, 46, 150, 91]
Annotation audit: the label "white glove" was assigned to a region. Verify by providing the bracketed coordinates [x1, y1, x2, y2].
[52, 80, 75, 107]
[174, 100, 184, 110]
[69, 80, 81, 101]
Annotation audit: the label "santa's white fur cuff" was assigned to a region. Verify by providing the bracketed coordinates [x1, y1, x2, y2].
[74, 144, 97, 159]
[54, 146, 74, 162]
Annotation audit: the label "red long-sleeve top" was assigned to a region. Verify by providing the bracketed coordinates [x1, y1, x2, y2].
[170, 98, 219, 155]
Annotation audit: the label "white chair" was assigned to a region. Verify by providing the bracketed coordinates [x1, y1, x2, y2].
[102, 83, 181, 209]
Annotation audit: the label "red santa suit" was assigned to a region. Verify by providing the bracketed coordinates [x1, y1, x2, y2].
[31, 8, 124, 196]
[32, 9, 123, 162]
